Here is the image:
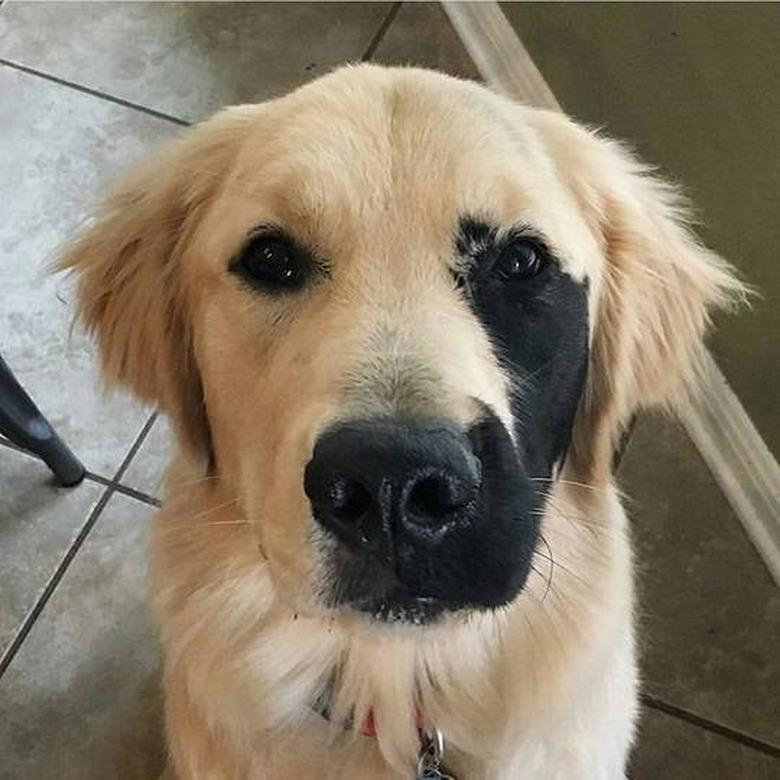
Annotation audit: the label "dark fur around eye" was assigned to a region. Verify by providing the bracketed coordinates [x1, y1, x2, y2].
[230, 227, 319, 293]
[455, 215, 589, 477]
[455, 217, 551, 286]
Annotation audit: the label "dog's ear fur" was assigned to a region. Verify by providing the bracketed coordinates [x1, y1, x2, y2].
[533, 112, 746, 479]
[58, 109, 251, 462]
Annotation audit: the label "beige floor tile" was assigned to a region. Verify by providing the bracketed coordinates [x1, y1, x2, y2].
[0, 444, 104, 657]
[0, 492, 163, 780]
[0, 2, 392, 123]
[619, 414, 780, 744]
[0, 66, 180, 477]
[630, 707, 779, 779]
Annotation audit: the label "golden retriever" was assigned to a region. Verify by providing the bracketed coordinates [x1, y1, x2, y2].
[60, 65, 742, 779]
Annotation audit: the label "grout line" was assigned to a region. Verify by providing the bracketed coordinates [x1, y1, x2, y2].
[105, 412, 162, 506]
[78, 464, 160, 506]
[0, 58, 191, 128]
[111, 481, 161, 508]
[642, 693, 780, 759]
[0, 482, 114, 678]
[361, 1, 403, 62]
[85, 471, 111, 489]
[0, 434, 114, 485]
[0, 413, 157, 491]
[0, 414, 159, 679]
[110, 412, 158, 485]
[0, 436, 157, 504]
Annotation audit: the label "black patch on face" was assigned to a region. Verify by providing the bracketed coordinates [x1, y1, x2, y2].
[456, 216, 589, 478]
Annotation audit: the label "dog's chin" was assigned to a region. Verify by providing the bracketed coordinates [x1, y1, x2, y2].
[349, 593, 451, 626]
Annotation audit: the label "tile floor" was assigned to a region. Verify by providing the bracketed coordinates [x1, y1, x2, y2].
[0, 3, 777, 778]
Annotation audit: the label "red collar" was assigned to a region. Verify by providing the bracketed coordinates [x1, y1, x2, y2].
[358, 707, 429, 737]
[313, 691, 426, 738]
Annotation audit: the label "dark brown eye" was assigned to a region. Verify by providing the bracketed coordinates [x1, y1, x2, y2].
[233, 234, 303, 290]
[494, 238, 547, 281]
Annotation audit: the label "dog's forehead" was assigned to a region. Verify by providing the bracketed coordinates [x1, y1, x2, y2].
[215, 68, 600, 280]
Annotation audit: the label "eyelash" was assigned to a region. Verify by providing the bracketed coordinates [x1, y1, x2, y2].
[455, 231, 551, 289]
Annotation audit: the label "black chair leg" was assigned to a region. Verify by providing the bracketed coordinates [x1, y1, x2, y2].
[0, 354, 86, 487]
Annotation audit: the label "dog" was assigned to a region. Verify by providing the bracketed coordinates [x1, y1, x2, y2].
[60, 65, 742, 779]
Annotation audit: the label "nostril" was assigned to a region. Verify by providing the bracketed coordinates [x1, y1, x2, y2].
[307, 420, 483, 552]
[327, 479, 373, 522]
[406, 474, 466, 521]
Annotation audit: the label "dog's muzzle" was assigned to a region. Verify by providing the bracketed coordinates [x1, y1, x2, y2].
[305, 413, 541, 621]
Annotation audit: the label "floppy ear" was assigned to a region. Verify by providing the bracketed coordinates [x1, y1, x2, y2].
[58, 109, 251, 462]
[535, 113, 746, 480]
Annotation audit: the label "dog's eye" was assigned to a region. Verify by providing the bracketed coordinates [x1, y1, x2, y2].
[234, 234, 303, 290]
[494, 238, 547, 281]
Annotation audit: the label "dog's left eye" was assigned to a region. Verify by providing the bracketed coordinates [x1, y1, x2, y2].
[233, 234, 304, 290]
[493, 238, 547, 281]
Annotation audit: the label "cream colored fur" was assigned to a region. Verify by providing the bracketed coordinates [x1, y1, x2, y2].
[59, 65, 743, 779]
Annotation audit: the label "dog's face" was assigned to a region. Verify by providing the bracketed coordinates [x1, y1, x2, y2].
[62, 66, 739, 625]
[191, 72, 598, 622]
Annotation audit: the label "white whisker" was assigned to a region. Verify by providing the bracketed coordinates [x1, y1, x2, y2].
[191, 497, 239, 521]
[205, 519, 252, 527]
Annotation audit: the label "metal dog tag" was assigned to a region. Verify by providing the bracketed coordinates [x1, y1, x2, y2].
[415, 730, 456, 780]
[417, 770, 455, 780]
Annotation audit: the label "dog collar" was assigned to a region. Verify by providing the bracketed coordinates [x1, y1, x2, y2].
[312, 688, 423, 737]
[312, 691, 455, 778]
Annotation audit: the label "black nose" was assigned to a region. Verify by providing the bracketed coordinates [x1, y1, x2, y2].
[304, 420, 481, 554]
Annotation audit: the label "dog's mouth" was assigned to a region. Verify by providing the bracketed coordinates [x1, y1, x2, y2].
[307, 409, 543, 624]
[351, 594, 446, 625]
